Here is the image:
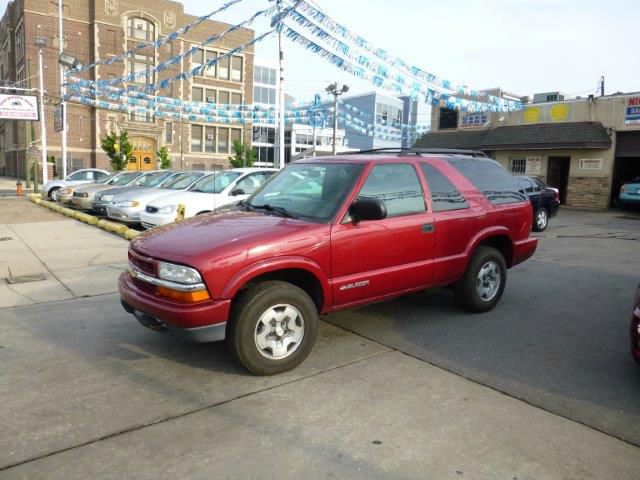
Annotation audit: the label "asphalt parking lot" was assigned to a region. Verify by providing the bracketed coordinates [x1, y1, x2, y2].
[1, 199, 639, 479]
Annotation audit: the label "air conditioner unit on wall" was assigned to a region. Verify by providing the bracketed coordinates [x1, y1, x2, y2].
[206, 134, 214, 140]
[207, 97, 216, 103]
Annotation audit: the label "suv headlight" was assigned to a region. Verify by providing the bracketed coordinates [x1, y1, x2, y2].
[116, 200, 140, 208]
[158, 262, 202, 285]
[158, 205, 177, 214]
[100, 194, 113, 202]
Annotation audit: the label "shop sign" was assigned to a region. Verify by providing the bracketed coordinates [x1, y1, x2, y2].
[523, 107, 540, 123]
[0, 94, 39, 121]
[54, 103, 66, 132]
[461, 112, 488, 127]
[526, 156, 541, 174]
[625, 96, 640, 125]
[550, 103, 569, 121]
[579, 159, 602, 170]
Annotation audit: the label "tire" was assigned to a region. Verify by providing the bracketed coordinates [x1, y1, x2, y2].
[454, 246, 507, 313]
[49, 187, 61, 202]
[533, 207, 549, 232]
[227, 280, 318, 375]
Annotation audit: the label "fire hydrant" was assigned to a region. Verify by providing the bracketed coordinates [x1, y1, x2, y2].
[16, 181, 23, 197]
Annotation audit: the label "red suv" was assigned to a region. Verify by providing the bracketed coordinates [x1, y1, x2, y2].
[120, 149, 537, 375]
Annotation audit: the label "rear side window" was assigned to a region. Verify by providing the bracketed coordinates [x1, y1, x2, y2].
[420, 163, 469, 212]
[447, 158, 527, 205]
[358, 164, 425, 217]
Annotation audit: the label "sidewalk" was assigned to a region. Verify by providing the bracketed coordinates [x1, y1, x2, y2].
[0, 198, 127, 307]
[0, 175, 42, 196]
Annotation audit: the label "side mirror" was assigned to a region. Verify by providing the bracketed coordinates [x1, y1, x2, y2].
[230, 188, 245, 196]
[349, 197, 387, 223]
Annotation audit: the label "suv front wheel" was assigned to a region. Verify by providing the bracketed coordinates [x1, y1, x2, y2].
[454, 246, 507, 313]
[227, 280, 318, 375]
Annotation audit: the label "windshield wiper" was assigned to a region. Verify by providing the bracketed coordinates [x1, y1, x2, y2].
[248, 203, 297, 219]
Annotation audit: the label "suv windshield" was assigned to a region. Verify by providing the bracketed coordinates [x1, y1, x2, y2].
[189, 171, 242, 193]
[135, 171, 174, 187]
[246, 163, 363, 222]
[161, 172, 204, 190]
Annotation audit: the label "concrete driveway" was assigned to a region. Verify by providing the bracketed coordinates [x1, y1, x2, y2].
[0, 199, 639, 479]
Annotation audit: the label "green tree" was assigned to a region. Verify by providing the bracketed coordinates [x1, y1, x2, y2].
[157, 146, 171, 169]
[101, 130, 133, 171]
[228, 139, 256, 168]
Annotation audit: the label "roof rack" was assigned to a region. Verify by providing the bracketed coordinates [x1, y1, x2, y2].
[345, 148, 488, 158]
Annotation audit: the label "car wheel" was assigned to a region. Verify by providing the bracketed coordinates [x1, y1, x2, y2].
[533, 208, 549, 232]
[49, 187, 61, 202]
[454, 246, 507, 313]
[227, 280, 318, 375]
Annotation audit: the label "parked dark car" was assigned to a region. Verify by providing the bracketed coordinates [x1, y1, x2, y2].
[515, 176, 560, 231]
[631, 284, 640, 365]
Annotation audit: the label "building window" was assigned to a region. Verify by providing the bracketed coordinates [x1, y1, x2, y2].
[165, 122, 173, 144]
[127, 53, 155, 85]
[230, 128, 242, 147]
[128, 17, 155, 42]
[129, 110, 153, 123]
[14, 19, 24, 63]
[217, 128, 229, 153]
[254, 66, 276, 85]
[192, 86, 203, 103]
[204, 126, 215, 153]
[218, 91, 230, 105]
[438, 108, 459, 130]
[254, 86, 275, 105]
[231, 56, 243, 81]
[205, 51, 217, 77]
[231, 92, 242, 105]
[205, 89, 216, 104]
[192, 48, 203, 73]
[218, 55, 230, 80]
[191, 125, 203, 152]
[509, 157, 526, 174]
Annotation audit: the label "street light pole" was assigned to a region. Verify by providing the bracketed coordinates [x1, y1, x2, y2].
[36, 37, 48, 185]
[58, 0, 67, 178]
[326, 82, 349, 155]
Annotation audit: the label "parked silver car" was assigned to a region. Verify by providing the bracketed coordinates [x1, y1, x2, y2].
[43, 168, 110, 201]
[91, 170, 177, 215]
[72, 171, 145, 210]
[106, 171, 207, 224]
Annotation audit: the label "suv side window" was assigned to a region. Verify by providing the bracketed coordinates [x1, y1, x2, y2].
[447, 158, 527, 205]
[358, 164, 425, 217]
[420, 163, 469, 212]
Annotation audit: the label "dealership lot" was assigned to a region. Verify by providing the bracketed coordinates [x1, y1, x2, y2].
[0, 199, 639, 479]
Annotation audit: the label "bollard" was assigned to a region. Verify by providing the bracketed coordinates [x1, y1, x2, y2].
[32, 163, 39, 194]
[16, 181, 23, 197]
[175, 204, 186, 221]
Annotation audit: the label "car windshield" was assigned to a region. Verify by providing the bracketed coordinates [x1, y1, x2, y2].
[161, 172, 204, 190]
[135, 171, 173, 187]
[189, 171, 242, 193]
[245, 163, 364, 223]
[97, 174, 117, 184]
[110, 172, 142, 186]
[531, 177, 548, 189]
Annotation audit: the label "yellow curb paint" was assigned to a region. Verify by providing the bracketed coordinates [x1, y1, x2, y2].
[124, 229, 141, 240]
[75, 211, 99, 225]
[98, 219, 129, 235]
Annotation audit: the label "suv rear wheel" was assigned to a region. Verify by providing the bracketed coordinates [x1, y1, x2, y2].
[454, 246, 506, 312]
[227, 280, 318, 375]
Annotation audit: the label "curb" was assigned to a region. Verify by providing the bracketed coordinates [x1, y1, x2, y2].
[28, 195, 141, 242]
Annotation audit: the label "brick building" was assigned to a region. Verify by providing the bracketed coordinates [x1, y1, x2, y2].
[416, 90, 640, 210]
[0, 0, 256, 178]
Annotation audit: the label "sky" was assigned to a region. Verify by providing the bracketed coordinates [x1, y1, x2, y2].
[2, 0, 638, 108]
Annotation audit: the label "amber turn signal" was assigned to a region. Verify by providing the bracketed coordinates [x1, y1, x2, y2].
[156, 285, 210, 302]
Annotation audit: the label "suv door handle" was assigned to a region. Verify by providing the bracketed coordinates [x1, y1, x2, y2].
[422, 223, 434, 233]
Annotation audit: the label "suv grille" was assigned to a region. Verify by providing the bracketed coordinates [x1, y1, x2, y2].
[146, 205, 159, 214]
[128, 249, 156, 276]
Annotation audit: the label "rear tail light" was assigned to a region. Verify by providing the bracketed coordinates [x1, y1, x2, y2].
[554, 190, 560, 202]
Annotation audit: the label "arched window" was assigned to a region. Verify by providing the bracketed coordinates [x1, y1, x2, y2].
[127, 17, 155, 42]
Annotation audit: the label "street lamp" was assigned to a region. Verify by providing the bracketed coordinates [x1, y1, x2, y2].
[57, 51, 83, 179]
[35, 36, 48, 185]
[326, 82, 349, 155]
[58, 52, 84, 71]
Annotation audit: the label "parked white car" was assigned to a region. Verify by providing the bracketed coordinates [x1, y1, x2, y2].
[139, 168, 278, 229]
[44, 168, 110, 201]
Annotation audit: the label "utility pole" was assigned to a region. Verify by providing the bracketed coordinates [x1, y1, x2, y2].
[58, 0, 68, 178]
[600, 75, 605, 97]
[276, 5, 286, 169]
[325, 82, 349, 155]
[36, 37, 48, 185]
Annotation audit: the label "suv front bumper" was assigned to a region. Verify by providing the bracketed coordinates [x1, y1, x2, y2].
[118, 272, 231, 343]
